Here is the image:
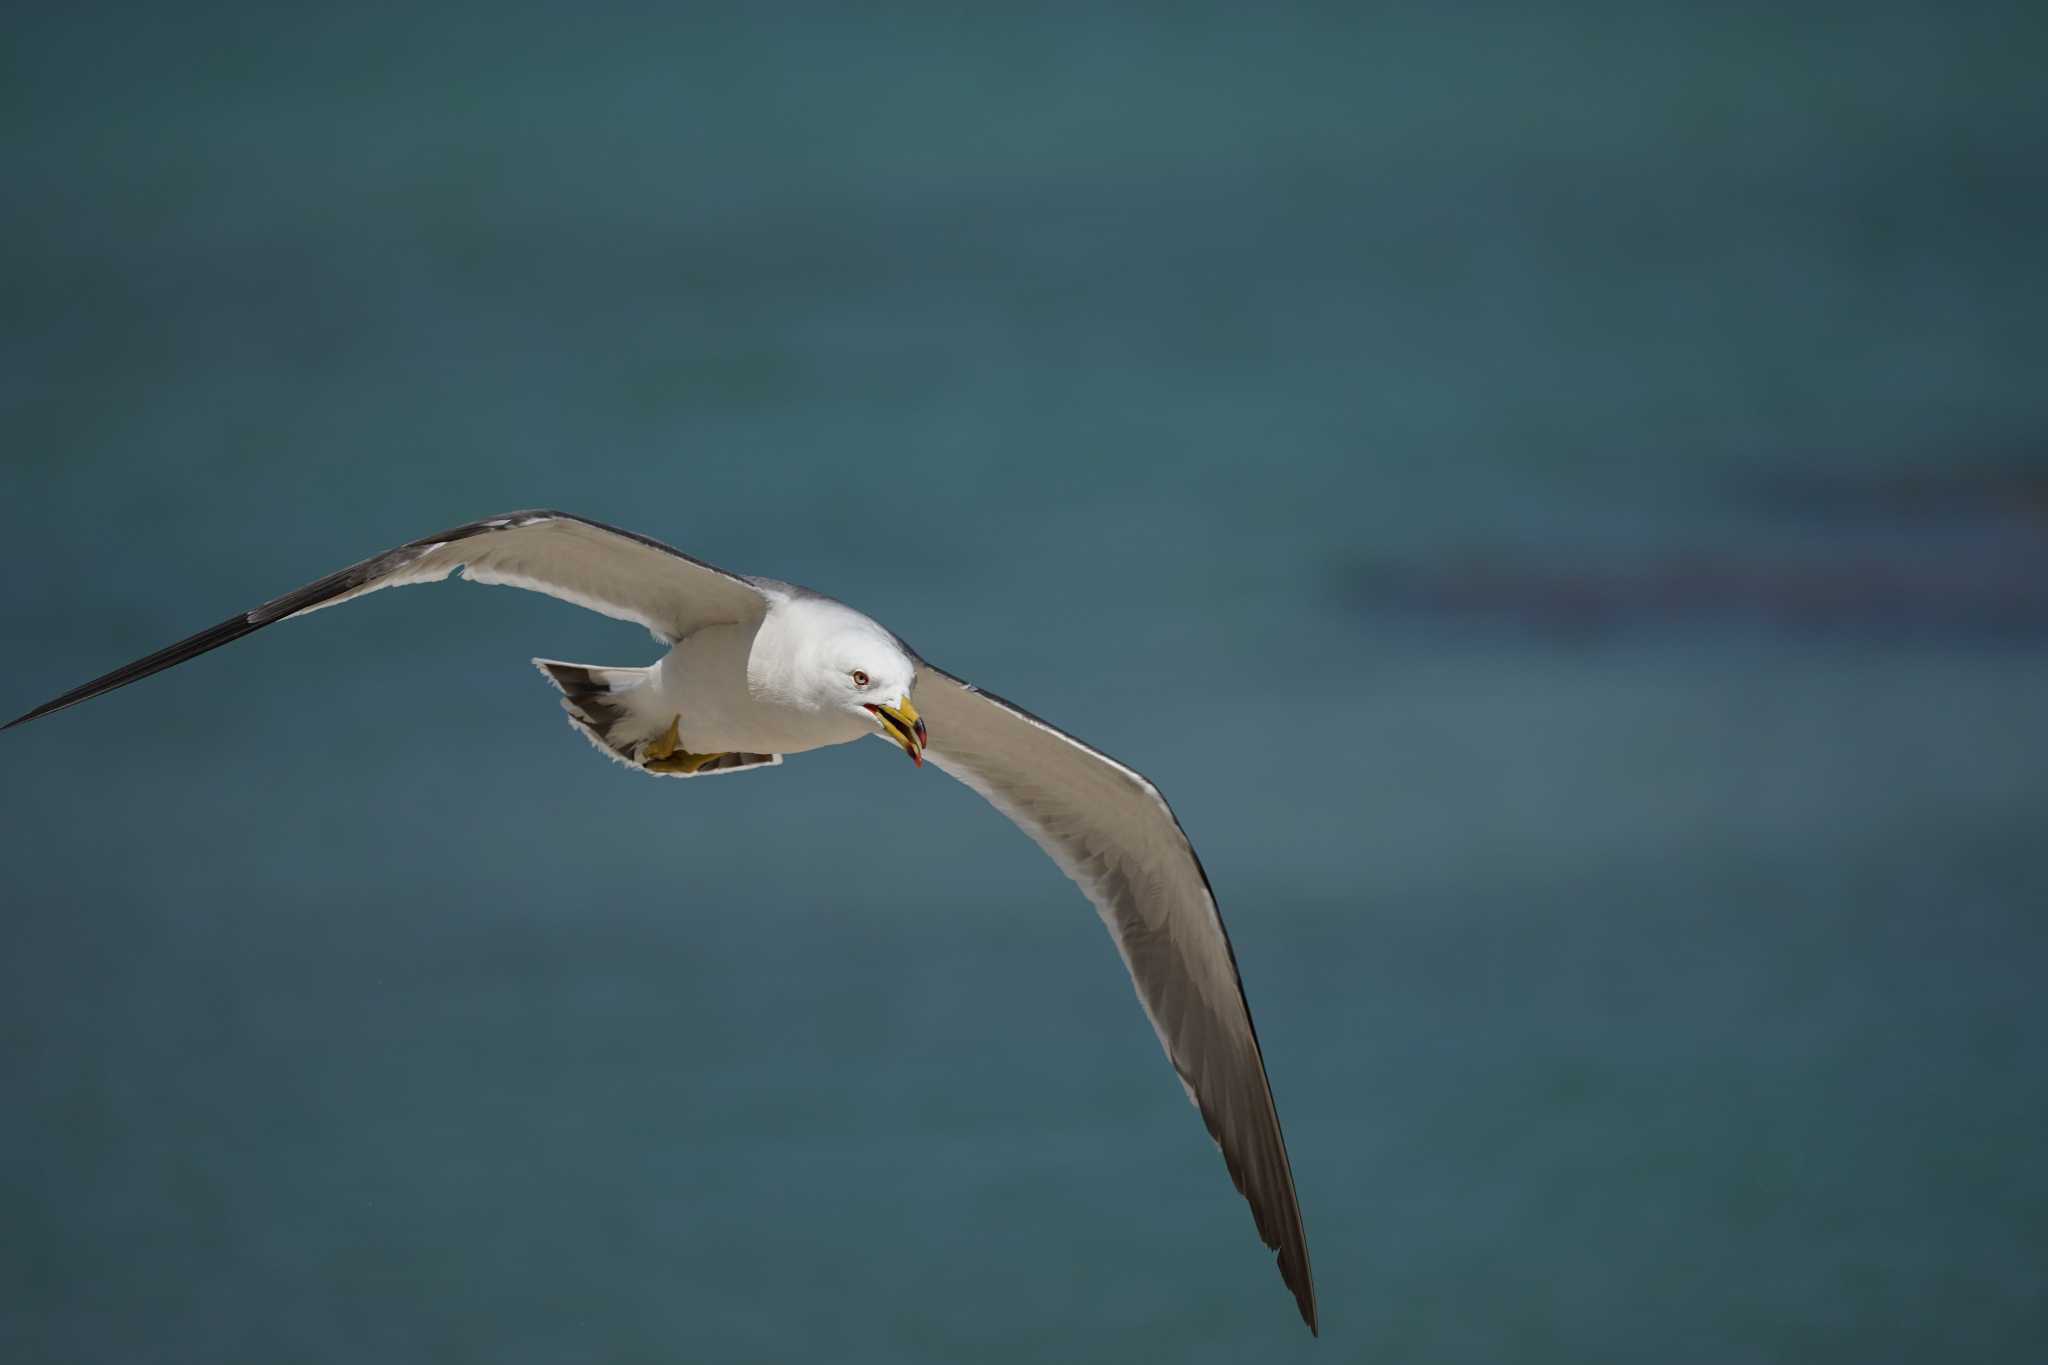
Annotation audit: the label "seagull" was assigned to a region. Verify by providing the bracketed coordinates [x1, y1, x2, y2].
[5, 509, 1316, 1332]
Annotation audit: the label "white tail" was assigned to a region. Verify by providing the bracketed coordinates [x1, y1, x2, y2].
[531, 658, 779, 778]
[532, 658, 663, 767]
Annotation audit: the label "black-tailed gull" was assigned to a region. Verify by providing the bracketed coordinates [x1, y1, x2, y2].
[5, 509, 1317, 1332]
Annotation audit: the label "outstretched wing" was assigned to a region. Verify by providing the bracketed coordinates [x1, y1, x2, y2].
[4, 510, 769, 730]
[910, 663, 1317, 1333]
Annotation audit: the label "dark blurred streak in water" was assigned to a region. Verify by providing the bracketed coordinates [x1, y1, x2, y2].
[1343, 546, 2048, 643]
[1342, 464, 2048, 643]
[1751, 462, 2048, 534]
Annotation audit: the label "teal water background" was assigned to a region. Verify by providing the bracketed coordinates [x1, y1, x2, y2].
[3, 5, 2045, 1360]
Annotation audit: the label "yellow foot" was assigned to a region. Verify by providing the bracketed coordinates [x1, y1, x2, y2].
[640, 715, 731, 772]
[643, 715, 683, 760]
[644, 749, 729, 775]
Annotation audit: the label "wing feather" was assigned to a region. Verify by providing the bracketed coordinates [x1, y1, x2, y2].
[911, 664, 1318, 1333]
[3, 511, 768, 730]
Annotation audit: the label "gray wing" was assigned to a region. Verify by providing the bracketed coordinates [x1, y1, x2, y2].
[911, 663, 1317, 1333]
[4, 510, 769, 729]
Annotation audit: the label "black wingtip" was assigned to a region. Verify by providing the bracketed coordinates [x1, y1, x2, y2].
[0, 610, 258, 735]
[3, 699, 62, 731]
[1281, 1241, 1319, 1335]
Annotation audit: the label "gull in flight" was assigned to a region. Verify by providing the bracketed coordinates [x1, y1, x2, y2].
[6, 510, 1316, 1332]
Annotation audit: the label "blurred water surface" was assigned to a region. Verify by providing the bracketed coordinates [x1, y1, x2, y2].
[3, 4, 2045, 1361]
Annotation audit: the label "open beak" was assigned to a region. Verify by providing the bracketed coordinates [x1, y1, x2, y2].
[865, 697, 927, 767]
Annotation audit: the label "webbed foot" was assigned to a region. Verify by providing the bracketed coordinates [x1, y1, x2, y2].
[640, 717, 731, 773]
[643, 715, 683, 761]
[644, 749, 729, 774]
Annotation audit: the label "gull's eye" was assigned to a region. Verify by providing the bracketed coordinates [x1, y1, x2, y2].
[851, 670, 870, 688]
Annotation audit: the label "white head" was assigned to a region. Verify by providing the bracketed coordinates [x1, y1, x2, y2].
[756, 594, 927, 764]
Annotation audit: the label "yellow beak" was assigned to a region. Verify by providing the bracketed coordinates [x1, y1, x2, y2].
[865, 697, 927, 767]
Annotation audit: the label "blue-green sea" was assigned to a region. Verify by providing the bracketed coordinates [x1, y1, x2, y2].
[3, 5, 2045, 1361]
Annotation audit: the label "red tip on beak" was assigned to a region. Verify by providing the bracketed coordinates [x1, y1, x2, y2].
[865, 702, 926, 766]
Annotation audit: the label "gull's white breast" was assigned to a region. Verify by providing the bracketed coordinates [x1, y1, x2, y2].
[651, 615, 871, 757]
